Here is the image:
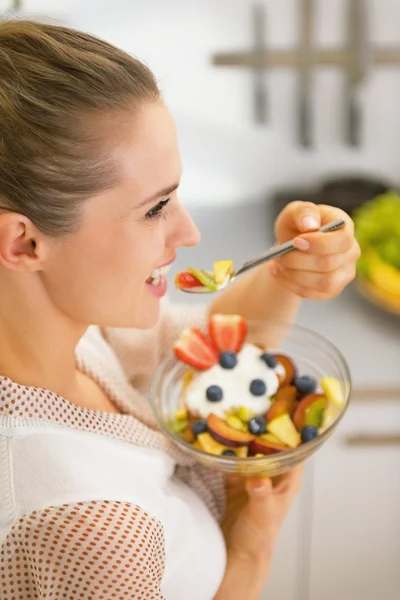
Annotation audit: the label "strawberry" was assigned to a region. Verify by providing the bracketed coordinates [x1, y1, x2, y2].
[208, 314, 247, 353]
[174, 272, 203, 289]
[173, 327, 218, 369]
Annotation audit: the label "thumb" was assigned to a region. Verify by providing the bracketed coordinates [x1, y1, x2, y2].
[292, 201, 321, 233]
[245, 477, 273, 520]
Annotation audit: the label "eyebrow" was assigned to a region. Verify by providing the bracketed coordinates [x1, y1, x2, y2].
[136, 182, 180, 209]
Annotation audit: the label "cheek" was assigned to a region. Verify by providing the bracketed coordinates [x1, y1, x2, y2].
[43, 221, 165, 322]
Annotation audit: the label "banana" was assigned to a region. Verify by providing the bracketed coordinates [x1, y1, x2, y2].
[367, 249, 400, 297]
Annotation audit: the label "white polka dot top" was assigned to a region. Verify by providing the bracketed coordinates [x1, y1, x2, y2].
[0, 299, 227, 599]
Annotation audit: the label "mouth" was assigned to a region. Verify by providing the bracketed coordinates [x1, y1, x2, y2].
[146, 262, 174, 286]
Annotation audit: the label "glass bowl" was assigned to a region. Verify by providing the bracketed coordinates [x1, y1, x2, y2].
[149, 320, 352, 477]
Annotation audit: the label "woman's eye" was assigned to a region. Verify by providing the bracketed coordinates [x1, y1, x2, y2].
[145, 198, 170, 221]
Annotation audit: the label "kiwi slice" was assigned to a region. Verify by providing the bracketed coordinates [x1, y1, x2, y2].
[305, 398, 326, 428]
[186, 268, 218, 291]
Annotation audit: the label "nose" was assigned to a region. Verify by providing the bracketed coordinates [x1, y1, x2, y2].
[168, 204, 201, 249]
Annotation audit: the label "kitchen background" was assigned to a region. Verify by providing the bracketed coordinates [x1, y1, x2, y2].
[2, 1, 399, 599]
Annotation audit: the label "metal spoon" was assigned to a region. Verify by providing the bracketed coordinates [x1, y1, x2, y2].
[180, 218, 346, 294]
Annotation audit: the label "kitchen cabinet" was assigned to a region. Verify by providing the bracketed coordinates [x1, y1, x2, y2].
[260, 396, 400, 600]
[309, 398, 400, 600]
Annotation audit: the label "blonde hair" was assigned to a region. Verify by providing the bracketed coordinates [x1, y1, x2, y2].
[0, 20, 160, 235]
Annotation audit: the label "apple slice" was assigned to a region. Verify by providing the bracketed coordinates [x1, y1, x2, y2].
[186, 268, 218, 291]
[173, 327, 219, 370]
[267, 414, 301, 448]
[207, 413, 255, 447]
[321, 377, 345, 407]
[267, 385, 297, 421]
[292, 394, 328, 432]
[249, 436, 290, 455]
[213, 260, 233, 285]
[208, 314, 248, 353]
[274, 354, 297, 386]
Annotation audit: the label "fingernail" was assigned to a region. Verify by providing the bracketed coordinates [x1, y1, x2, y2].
[302, 216, 319, 231]
[251, 480, 266, 492]
[293, 238, 310, 251]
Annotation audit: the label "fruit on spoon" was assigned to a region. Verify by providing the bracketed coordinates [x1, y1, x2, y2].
[213, 260, 233, 284]
[175, 261, 233, 292]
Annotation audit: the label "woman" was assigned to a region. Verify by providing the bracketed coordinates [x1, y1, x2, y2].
[0, 20, 360, 600]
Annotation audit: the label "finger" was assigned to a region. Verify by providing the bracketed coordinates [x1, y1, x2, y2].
[274, 464, 304, 497]
[293, 207, 355, 252]
[272, 261, 357, 299]
[245, 478, 274, 521]
[274, 262, 357, 295]
[317, 204, 354, 231]
[294, 225, 355, 256]
[274, 239, 361, 272]
[275, 201, 321, 238]
[275, 248, 348, 273]
[225, 474, 244, 489]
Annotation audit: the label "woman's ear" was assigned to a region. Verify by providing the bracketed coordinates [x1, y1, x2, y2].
[0, 212, 43, 272]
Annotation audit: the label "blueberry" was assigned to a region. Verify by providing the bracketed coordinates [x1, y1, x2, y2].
[248, 416, 267, 435]
[192, 420, 207, 436]
[222, 449, 237, 457]
[294, 375, 317, 396]
[260, 353, 277, 368]
[301, 425, 318, 443]
[219, 351, 237, 369]
[206, 385, 223, 402]
[249, 379, 267, 396]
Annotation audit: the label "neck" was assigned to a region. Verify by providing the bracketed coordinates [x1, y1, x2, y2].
[0, 272, 87, 398]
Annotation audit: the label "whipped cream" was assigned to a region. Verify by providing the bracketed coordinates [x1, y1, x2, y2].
[184, 343, 280, 419]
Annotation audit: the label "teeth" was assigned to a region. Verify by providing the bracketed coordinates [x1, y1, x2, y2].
[148, 263, 171, 285]
[159, 264, 171, 275]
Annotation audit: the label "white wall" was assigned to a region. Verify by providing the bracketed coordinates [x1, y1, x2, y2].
[4, 0, 400, 205]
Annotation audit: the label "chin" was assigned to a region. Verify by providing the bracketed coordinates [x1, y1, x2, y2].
[123, 299, 161, 330]
[94, 287, 162, 330]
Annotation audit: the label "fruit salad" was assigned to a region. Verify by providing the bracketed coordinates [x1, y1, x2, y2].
[170, 314, 345, 459]
[175, 260, 233, 293]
